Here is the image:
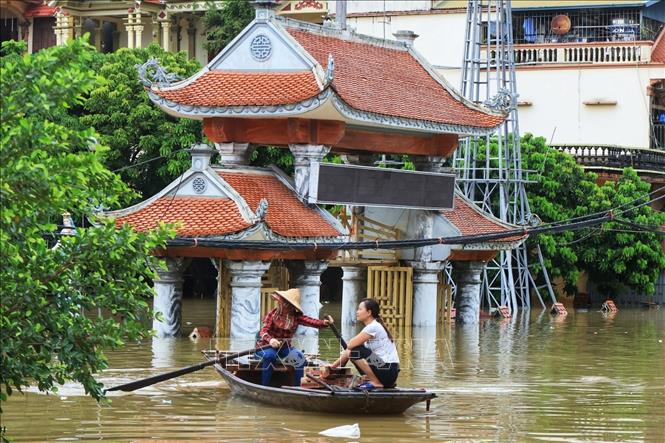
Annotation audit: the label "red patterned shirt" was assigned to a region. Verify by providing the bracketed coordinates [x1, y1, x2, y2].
[257, 308, 327, 346]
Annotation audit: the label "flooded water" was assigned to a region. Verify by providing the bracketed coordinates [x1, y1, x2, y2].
[3, 300, 664, 442]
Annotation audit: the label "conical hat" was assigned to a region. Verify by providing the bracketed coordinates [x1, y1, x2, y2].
[274, 288, 303, 313]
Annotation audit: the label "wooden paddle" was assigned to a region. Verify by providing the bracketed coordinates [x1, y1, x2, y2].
[325, 315, 365, 375]
[104, 345, 270, 393]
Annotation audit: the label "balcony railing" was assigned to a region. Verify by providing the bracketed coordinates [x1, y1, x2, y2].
[552, 144, 665, 174]
[485, 41, 652, 66]
[652, 124, 665, 150]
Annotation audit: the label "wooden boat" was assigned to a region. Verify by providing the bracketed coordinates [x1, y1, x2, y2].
[203, 350, 436, 415]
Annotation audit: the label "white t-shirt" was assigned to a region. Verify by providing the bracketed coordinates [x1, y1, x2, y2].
[361, 320, 400, 364]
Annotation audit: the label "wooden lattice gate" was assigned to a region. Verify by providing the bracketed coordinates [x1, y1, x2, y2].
[366, 266, 413, 328]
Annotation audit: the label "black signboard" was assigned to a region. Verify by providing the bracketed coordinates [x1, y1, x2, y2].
[308, 162, 455, 209]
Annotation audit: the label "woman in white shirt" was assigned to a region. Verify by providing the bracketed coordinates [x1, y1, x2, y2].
[321, 298, 400, 390]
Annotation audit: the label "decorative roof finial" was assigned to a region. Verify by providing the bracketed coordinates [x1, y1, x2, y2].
[324, 54, 334, 86]
[255, 198, 269, 221]
[484, 88, 515, 113]
[251, 0, 279, 21]
[135, 58, 180, 87]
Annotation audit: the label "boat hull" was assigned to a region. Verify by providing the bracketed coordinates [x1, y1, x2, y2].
[212, 363, 436, 415]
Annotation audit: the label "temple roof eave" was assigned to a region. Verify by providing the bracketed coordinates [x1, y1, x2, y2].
[148, 88, 501, 137]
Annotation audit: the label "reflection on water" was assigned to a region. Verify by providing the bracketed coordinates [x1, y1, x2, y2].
[3, 299, 665, 442]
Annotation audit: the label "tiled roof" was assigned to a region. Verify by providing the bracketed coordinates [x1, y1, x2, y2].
[24, 5, 56, 17]
[151, 71, 321, 107]
[441, 195, 524, 242]
[219, 171, 341, 238]
[114, 197, 250, 237]
[286, 28, 504, 129]
[652, 28, 665, 63]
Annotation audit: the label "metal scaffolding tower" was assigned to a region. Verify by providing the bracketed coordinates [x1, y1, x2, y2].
[454, 0, 556, 313]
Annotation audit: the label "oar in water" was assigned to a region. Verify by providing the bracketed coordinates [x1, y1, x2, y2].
[105, 345, 270, 393]
[325, 315, 365, 375]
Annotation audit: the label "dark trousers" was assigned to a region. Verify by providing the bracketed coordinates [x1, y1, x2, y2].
[349, 345, 400, 388]
[255, 346, 306, 387]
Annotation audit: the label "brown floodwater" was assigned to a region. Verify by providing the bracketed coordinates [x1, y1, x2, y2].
[2, 300, 664, 442]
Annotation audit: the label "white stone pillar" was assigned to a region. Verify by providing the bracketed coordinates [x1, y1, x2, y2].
[134, 13, 144, 49]
[341, 266, 366, 325]
[214, 142, 254, 166]
[152, 257, 188, 337]
[161, 19, 171, 51]
[453, 261, 485, 325]
[54, 11, 74, 45]
[224, 260, 271, 340]
[125, 10, 135, 49]
[287, 260, 328, 335]
[288, 144, 330, 202]
[410, 261, 444, 327]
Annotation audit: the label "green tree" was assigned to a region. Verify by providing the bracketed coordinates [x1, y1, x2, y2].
[521, 134, 599, 292]
[203, 0, 255, 58]
[79, 44, 202, 199]
[579, 169, 665, 296]
[0, 39, 173, 425]
[521, 134, 664, 296]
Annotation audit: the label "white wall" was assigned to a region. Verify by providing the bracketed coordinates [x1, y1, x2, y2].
[348, 13, 467, 69]
[349, 11, 661, 148]
[329, 1, 430, 14]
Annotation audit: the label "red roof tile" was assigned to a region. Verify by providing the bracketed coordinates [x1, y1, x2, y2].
[24, 5, 56, 17]
[652, 28, 665, 63]
[114, 197, 250, 237]
[286, 28, 504, 129]
[441, 196, 524, 242]
[219, 171, 341, 237]
[152, 71, 321, 107]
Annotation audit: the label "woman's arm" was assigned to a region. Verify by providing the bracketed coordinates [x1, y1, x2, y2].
[258, 309, 276, 343]
[346, 332, 372, 350]
[297, 314, 329, 329]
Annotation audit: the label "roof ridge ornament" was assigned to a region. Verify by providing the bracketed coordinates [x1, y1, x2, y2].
[135, 58, 180, 87]
[484, 88, 515, 113]
[251, 0, 279, 21]
[324, 54, 334, 86]
[254, 198, 269, 222]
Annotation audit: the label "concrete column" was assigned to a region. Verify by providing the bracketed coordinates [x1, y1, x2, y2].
[413, 155, 445, 173]
[453, 261, 485, 325]
[410, 261, 444, 327]
[187, 19, 196, 59]
[288, 144, 330, 201]
[152, 257, 188, 337]
[341, 266, 366, 325]
[125, 11, 135, 49]
[55, 12, 74, 45]
[214, 142, 254, 166]
[224, 260, 271, 340]
[134, 13, 144, 49]
[161, 19, 171, 51]
[287, 260, 328, 335]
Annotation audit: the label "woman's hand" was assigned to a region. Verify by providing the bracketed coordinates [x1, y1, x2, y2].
[324, 315, 334, 326]
[319, 366, 331, 379]
[269, 338, 281, 349]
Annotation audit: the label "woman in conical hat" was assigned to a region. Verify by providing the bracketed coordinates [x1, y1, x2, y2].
[256, 288, 332, 386]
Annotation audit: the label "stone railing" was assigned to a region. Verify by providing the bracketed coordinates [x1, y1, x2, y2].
[485, 41, 652, 66]
[552, 144, 665, 174]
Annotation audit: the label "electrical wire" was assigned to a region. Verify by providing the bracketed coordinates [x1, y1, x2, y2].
[165, 212, 611, 251]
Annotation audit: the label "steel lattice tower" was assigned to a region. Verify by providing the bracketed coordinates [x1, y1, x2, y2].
[453, 0, 556, 313]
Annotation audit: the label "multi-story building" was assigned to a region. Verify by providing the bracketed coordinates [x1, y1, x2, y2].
[0, 0, 327, 64]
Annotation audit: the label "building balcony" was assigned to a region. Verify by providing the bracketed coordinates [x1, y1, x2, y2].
[552, 144, 665, 183]
[653, 124, 665, 150]
[484, 40, 653, 66]
[277, 0, 328, 23]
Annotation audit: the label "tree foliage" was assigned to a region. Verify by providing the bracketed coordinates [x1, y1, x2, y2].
[78, 44, 202, 199]
[521, 134, 664, 296]
[0, 39, 173, 420]
[203, 0, 255, 58]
